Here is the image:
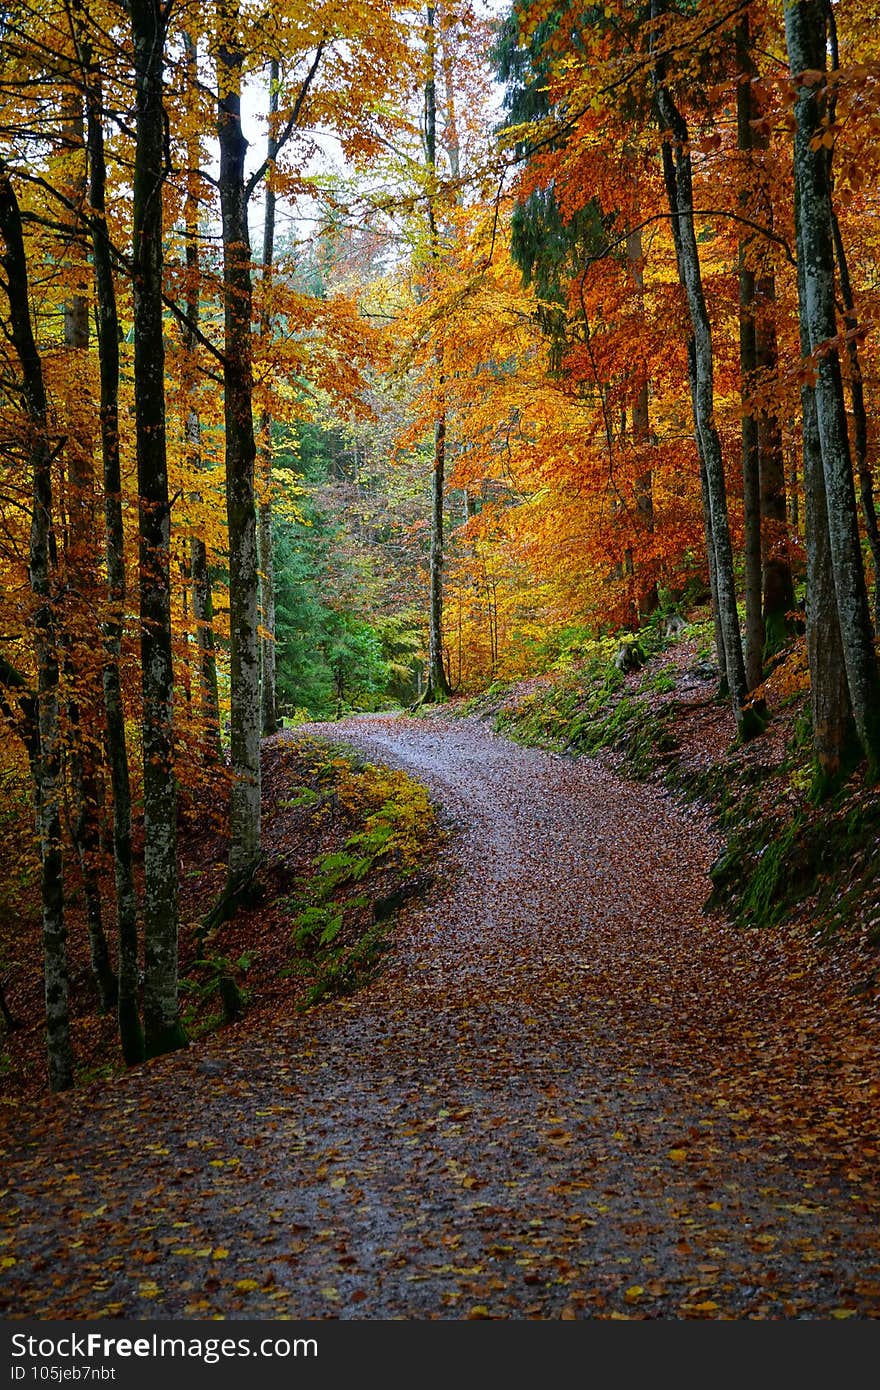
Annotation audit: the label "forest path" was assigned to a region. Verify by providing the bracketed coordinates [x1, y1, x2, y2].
[3, 714, 880, 1319]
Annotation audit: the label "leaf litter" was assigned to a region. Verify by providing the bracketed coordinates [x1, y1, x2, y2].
[1, 713, 879, 1319]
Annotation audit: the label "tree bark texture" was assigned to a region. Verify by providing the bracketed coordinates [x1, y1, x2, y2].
[424, 4, 452, 699]
[796, 230, 852, 786]
[653, 53, 748, 728]
[786, 0, 880, 771]
[259, 57, 279, 738]
[217, 0, 262, 877]
[84, 59, 143, 1063]
[130, 0, 184, 1055]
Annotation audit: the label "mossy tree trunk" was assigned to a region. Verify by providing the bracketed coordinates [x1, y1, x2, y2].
[786, 0, 880, 774]
[130, 0, 184, 1057]
[653, 32, 748, 729]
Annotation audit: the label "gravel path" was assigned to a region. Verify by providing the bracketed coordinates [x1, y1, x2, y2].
[2, 714, 879, 1319]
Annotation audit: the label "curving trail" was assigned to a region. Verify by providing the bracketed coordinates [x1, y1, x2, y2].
[2, 714, 880, 1319]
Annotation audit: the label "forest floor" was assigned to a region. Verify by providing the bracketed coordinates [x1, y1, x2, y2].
[2, 674, 880, 1319]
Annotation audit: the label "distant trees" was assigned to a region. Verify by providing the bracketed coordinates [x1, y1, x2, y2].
[486, 0, 880, 780]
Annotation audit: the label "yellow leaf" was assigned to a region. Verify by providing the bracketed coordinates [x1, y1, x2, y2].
[321, 1287, 340, 1301]
[0, 1256, 16, 1270]
[668, 1148, 688, 1162]
[694, 1300, 719, 1313]
[467, 1305, 490, 1319]
[330, 1176, 347, 1189]
[624, 1285, 644, 1302]
[212, 1248, 230, 1260]
[235, 1279, 260, 1292]
[831, 1309, 857, 1319]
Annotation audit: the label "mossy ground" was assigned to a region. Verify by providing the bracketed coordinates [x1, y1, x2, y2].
[463, 610, 880, 966]
[0, 736, 441, 1101]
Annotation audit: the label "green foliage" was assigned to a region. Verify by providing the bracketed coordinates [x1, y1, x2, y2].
[271, 421, 424, 718]
[180, 952, 252, 1032]
[493, 618, 675, 775]
[283, 745, 438, 1010]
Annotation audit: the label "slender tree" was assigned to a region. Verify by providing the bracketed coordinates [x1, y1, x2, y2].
[81, 43, 144, 1064]
[0, 159, 73, 1091]
[216, 0, 262, 885]
[182, 31, 221, 764]
[423, 3, 452, 700]
[258, 57, 280, 738]
[651, 3, 754, 736]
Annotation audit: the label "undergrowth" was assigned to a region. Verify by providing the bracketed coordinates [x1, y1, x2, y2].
[184, 740, 440, 1033]
[278, 745, 438, 1009]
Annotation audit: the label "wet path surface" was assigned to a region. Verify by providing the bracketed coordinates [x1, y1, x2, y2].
[2, 716, 879, 1318]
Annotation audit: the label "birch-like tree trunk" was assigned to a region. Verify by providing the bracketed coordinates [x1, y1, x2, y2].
[130, 0, 184, 1056]
[688, 340, 728, 694]
[217, 0, 261, 879]
[796, 217, 852, 788]
[652, 33, 750, 731]
[785, 0, 880, 773]
[828, 212, 880, 636]
[0, 160, 73, 1092]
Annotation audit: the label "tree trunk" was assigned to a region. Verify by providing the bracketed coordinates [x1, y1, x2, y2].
[688, 340, 728, 695]
[796, 215, 853, 789]
[83, 58, 144, 1064]
[653, 46, 751, 733]
[735, 18, 764, 691]
[60, 81, 116, 1013]
[130, 0, 184, 1056]
[829, 211, 880, 636]
[424, 4, 452, 701]
[259, 57, 279, 738]
[0, 160, 73, 1092]
[755, 290, 796, 657]
[785, 0, 880, 773]
[627, 227, 657, 618]
[217, 0, 262, 879]
[183, 33, 222, 765]
[825, 0, 880, 635]
[738, 254, 764, 691]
